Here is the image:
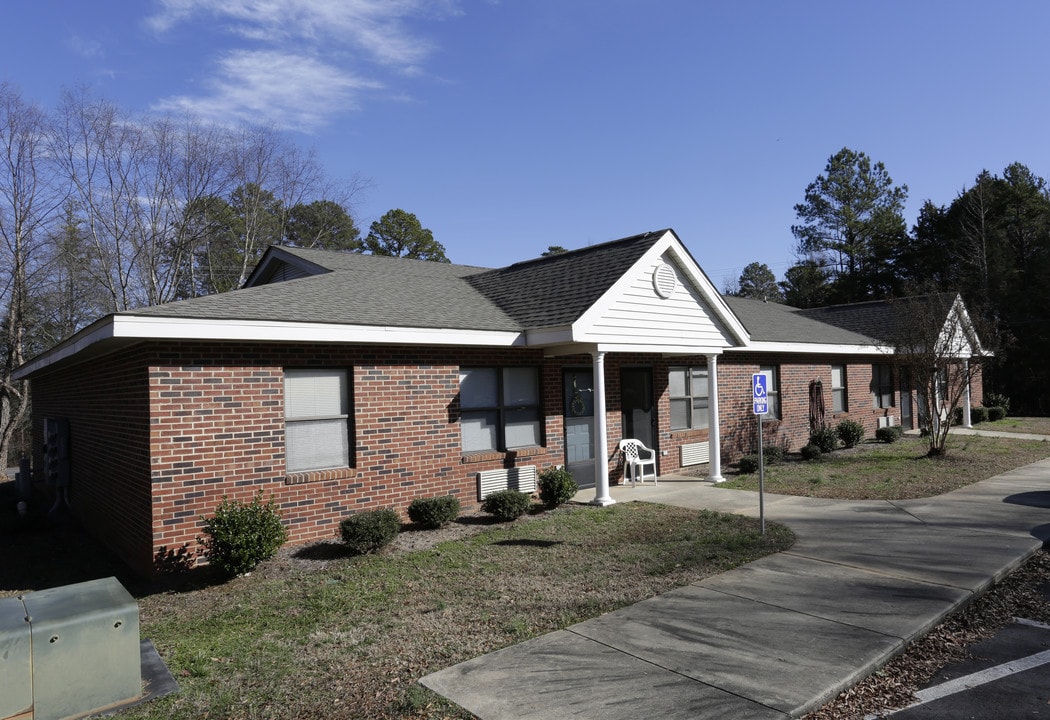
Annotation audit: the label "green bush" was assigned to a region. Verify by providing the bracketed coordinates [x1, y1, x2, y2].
[198, 492, 288, 576]
[482, 489, 532, 521]
[987, 406, 1006, 422]
[835, 419, 865, 448]
[339, 508, 400, 555]
[407, 495, 460, 529]
[538, 466, 579, 508]
[800, 443, 822, 461]
[983, 393, 1010, 415]
[809, 425, 839, 454]
[952, 406, 964, 425]
[971, 406, 988, 423]
[737, 454, 759, 474]
[762, 445, 784, 464]
[875, 425, 903, 443]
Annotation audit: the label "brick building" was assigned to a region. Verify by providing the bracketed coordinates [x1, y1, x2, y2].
[15, 230, 985, 575]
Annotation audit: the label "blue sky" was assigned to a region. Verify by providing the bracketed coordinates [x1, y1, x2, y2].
[2, 1, 1047, 288]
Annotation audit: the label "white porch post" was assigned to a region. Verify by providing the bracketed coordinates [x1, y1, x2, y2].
[590, 350, 615, 506]
[962, 359, 973, 428]
[707, 354, 724, 482]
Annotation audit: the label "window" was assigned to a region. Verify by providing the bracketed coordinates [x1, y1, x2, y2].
[460, 367, 541, 452]
[669, 366, 709, 430]
[284, 368, 350, 473]
[759, 365, 780, 419]
[873, 364, 894, 408]
[831, 365, 847, 413]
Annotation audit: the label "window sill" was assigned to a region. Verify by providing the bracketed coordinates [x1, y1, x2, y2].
[461, 446, 544, 464]
[285, 467, 358, 485]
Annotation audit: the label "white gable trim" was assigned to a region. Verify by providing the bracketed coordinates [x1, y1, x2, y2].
[570, 230, 750, 351]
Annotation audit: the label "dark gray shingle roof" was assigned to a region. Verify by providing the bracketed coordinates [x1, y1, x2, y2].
[722, 296, 876, 345]
[794, 294, 957, 344]
[126, 232, 665, 332]
[465, 231, 665, 327]
[129, 254, 520, 331]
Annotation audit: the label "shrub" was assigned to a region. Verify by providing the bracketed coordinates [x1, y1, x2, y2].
[198, 492, 288, 576]
[737, 454, 759, 474]
[987, 406, 1006, 422]
[971, 406, 988, 424]
[762, 445, 784, 464]
[983, 393, 1010, 415]
[835, 419, 865, 449]
[339, 508, 400, 555]
[538, 466, 579, 508]
[407, 495, 460, 529]
[481, 490, 532, 521]
[952, 406, 964, 425]
[800, 444, 822, 461]
[875, 425, 903, 443]
[809, 425, 838, 454]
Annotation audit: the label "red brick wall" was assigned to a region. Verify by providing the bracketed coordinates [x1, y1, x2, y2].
[30, 347, 155, 574]
[28, 341, 984, 576]
[710, 354, 904, 463]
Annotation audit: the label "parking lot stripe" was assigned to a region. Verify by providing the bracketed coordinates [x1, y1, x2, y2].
[912, 649, 1050, 704]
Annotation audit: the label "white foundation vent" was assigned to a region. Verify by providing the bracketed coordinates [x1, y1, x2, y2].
[680, 442, 710, 467]
[477, 465, 538, 500]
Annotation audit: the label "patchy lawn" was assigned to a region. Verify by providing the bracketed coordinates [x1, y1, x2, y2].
[982, 415, 1050, 436]
[721, 433, 1050, 500]
[0, 499, 792, 720]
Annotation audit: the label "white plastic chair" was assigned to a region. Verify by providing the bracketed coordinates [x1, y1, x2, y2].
[619, 439, 658, 485]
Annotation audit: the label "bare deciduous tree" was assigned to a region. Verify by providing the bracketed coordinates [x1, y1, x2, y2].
[0, 83, 62, 467]
[881, 293, 987, 456]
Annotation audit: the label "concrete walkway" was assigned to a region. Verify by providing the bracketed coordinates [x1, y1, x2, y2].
[422, 455, 1050, 719]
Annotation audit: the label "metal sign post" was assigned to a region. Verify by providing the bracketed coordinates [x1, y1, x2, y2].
[752, 373, 767, 535]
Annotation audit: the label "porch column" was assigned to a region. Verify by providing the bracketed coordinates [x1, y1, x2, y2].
[590, 350, 615, 506]
[962, 359, 973, 428]
[707, 354, 724, 482]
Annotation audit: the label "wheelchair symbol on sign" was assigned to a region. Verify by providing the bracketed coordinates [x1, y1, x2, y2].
[753, 377, 767, 397]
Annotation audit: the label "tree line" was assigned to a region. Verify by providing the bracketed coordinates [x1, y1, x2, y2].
[0, 82, 448, 469]
[727, 147, 1050, 415]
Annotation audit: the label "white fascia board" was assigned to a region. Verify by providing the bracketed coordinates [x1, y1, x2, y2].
[593, 342, 731, 354]
[733, 341, 892, 356]
[14, 314, 525, 379]
[524, 326, 575, 347]
[571, 230, 751, 346]
[110, 315, 526, 346]
[13, 315, 120, 379]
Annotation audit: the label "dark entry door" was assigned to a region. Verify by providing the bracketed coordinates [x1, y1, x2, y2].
[900, 368, 914, 430]
[563, 368, 595, 489]
[621, 367, 655, 449]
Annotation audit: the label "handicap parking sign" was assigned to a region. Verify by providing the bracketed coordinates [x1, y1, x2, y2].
[752, 373, 768, 415]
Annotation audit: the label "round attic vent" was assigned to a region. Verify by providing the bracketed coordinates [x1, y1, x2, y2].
[652, 263, 677, 299]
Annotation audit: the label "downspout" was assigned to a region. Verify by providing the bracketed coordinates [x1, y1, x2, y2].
[590, 351, 615, 506]
[707, 354, 724, 482]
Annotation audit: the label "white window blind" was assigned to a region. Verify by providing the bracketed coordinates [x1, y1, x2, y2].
[285, 369, 349, 472]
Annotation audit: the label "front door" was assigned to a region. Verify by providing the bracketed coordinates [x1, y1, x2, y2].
[563, 368, 595, 489]
[900, 368, 913, 430]
[620, 367, 655, 449]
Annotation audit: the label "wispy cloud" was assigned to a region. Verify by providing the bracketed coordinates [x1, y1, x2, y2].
[146, 0, 457, 130]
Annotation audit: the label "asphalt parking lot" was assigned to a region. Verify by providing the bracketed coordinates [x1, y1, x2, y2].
[884, 619, 1050, 719]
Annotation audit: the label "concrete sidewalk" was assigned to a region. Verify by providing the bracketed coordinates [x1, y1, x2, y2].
[421, 458, 1050, 719]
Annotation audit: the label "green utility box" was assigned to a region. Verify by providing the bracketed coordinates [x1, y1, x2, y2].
[2, 577, 142, 720]
[0, 595, 33, 720]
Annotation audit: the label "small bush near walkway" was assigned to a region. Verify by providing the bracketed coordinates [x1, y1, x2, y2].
[810, 425, 839, 454]
[538, 466, 579, 508]
[407, 495, 461, 529]
[340, 508, 400, 554]
[198, 492, 288, 576]
[482, 489, 532, 520]
[835, 419, 865, 448]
